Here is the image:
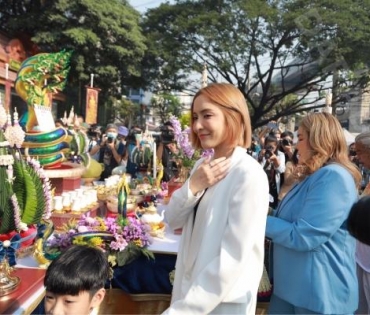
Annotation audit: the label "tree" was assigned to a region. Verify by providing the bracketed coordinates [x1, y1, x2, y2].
[150, 93, 182, 124]
[0, 0, 147, 122]
[141, 0, 370, 128]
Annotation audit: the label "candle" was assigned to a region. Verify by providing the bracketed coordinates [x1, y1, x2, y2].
[153, 141, 157, 180]
[90, 73, 94, 88]
[5, 63, 9, 80]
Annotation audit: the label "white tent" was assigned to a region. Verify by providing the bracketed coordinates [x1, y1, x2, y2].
[343, 128, 356, 146]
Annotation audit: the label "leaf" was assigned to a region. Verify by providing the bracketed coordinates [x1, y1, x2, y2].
[20, 161, 46, 225]
[13, 159, 26, 211]
[20, 166, 38, 224]
[0, 198, 16, 234]
[0, 167, 16, 233]
[141, 248, 155, 261]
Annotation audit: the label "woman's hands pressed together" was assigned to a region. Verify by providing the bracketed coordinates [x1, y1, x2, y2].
[189, 156, 231, 195]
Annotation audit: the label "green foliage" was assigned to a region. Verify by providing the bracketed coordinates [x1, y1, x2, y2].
[12, 159, 25, 212]
[0, 168, 15, 234]
[150, 93, 182, 124]
[0, 0, 147, 123]
[141, 0, 370, 128]
[12, 158, 46, 226]
[179, 112, 191, 129]
[116, 242, 154, 267]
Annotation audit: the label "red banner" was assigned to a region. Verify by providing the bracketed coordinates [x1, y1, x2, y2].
[85, 87, 99, 124]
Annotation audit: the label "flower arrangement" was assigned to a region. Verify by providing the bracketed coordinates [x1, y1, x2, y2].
[45, 214, 154, 267]
[169, 115, 213, 169]
[0, 102, 53, 266]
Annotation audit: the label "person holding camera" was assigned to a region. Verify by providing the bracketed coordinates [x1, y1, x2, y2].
[258, 134, 286, 208]
[279, 131, 295, 162]
[89, 123, 126, 180]
[156, 121, 179, 182]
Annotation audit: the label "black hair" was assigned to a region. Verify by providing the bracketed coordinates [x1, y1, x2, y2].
[281, 131, 294, 139]
[264, 135, 279, 149]
[44, 245, 110, 296]
[269, 128, 281, 137]
[163, 121, 173, 127]
[348, 196, 370, 246]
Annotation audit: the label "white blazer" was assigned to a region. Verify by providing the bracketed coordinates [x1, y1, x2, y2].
[163, 146, 269, 314]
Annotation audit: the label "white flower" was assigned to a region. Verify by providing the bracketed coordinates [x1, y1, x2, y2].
[78, 226, 89, 233]
[3, 240, 11, 248]
[85, 217, 96, 225]
[19, 222, 28, 231]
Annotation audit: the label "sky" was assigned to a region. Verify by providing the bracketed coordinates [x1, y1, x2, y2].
[129, 0, 175, 13]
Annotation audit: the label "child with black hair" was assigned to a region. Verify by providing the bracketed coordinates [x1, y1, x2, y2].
[44, 245, 110, 315]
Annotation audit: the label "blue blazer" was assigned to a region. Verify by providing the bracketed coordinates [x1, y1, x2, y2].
[266, 164, 359, 314]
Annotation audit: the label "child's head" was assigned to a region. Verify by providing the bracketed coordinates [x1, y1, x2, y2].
[44, 245, 110, 315]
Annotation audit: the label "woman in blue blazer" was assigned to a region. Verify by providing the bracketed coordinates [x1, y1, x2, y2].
[266, 112, 361, 314]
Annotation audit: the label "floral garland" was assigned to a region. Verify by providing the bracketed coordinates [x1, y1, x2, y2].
[45, 214, 154, 267]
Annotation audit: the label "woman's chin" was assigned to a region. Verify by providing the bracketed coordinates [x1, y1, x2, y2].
[201, 143, 213, 150]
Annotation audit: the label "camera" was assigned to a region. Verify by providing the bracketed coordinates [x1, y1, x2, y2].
[107, 136, 114, 144]
[88, 130, 99, 138]
[160, 126, 175, 145]
[281, 139, 292, 146]
[264, 146, 274, 159]
[87, 126, 101, 139]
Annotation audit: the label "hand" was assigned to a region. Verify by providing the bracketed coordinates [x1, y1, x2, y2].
[269, 152, 277, 162]
[189, 156, 231, 195]
[107, 141, 115, 150]
[283, 145, 293, 156]
[166, 143, 178, 154]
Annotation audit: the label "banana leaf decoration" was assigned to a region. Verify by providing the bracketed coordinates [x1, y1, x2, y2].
[117, 175, 130, 218]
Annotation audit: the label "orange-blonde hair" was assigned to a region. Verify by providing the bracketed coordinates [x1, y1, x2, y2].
[299, 112, 361, 185]
[190, 83, 251, 149]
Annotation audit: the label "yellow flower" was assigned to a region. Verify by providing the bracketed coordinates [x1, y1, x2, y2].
[89, 237, 103, 247]
[72, 236, 88, 246]
[108, 254, 117, 267]
[133, 239, 142, 247]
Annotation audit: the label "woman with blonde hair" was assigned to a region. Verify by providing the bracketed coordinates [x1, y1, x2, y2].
[266, 112, 361, 314]
[163, 83, 269, 314]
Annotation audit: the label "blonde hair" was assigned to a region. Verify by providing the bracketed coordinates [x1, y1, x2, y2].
[299, 112, 361, 185]
[190, 83, 251, 149]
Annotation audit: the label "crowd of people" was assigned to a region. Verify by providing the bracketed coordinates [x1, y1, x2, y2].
[50, 83, 370, 315]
